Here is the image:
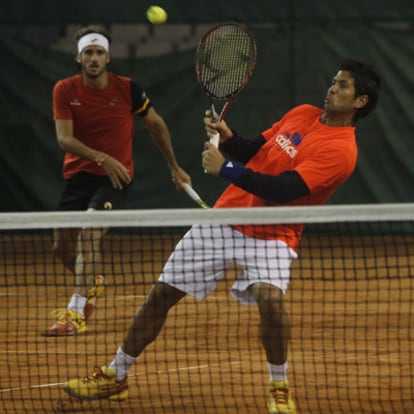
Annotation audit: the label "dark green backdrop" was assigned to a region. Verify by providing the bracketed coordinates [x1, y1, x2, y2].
[1, 2, 414, 211]
[1, 1, 414, 24]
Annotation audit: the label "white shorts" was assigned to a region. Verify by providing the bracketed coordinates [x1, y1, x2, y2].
[158, 225, 298, 305]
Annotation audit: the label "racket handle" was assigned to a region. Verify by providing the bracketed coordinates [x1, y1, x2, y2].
[209, 104, 220, 148]
[209, 132, 220, 148]
[182, 183, 210, 209]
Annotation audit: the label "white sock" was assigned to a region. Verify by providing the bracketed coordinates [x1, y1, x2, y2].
[267, 361, 288, 382]
[67, 294, 87, 315]
[108, 347, 137, 381]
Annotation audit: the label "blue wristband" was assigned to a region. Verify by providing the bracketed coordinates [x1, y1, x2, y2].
[219, 160, 245, 182]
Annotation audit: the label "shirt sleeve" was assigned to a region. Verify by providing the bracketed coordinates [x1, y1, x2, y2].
[295, 144, 357, 193]
[219, 131, 266, 163]
[53, 81, 72, 120]
[222, 167, 310, 203]
[130, 80, 153, 117]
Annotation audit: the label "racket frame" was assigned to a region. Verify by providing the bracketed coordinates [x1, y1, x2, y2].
[184, 23, 256, 208]
[195, 22, 257, 147]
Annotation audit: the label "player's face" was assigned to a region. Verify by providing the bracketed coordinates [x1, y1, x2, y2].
[78, 46, 109, 79]
[324, 70, 363, 115]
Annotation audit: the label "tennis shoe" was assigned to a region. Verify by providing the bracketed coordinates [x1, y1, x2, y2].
[46, 309, 87, 336]
[267, 380, 296, 414]
[84, 275, 107, 320]
[63, 366, 128, 401]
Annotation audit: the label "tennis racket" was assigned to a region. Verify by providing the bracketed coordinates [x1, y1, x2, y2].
[182, 183, 209, 209]
[195, 22, 257, 147]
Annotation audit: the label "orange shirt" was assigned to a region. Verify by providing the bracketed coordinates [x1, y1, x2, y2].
[53, 73, 150, 179]
[214, 104, 358, 249]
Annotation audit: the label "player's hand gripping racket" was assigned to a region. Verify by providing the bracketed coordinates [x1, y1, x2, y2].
[196, 22, 257, 147]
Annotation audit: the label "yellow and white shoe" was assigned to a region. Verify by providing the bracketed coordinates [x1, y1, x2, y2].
[46, 275, 106, 335]
[63, 366, 128, 401]
[267, 380, 296, 414]
[46, 309, 87, 336]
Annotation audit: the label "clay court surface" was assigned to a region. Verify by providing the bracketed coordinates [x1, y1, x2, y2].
[0, 232, 413, 413]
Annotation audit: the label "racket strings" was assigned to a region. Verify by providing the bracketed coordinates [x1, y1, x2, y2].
[197, 25, 256, 99]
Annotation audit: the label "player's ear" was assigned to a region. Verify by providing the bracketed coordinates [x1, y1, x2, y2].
[355, 95, 369, 109]
[75, 54, 81, 63]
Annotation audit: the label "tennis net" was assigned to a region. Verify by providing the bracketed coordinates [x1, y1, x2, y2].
[0, 204, 413, 413]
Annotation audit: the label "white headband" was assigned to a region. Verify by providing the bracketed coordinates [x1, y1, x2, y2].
[77, 33, 109, 54]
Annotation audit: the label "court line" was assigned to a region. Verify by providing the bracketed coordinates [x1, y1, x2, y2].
[116, 295, 229, 301]
[0, 360, 245, 394]
[0, 350, 106, 355]
[0, 293, 230, 300]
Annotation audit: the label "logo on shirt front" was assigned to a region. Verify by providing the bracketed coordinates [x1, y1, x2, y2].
[70, 99, 81, 106]
[287, 132, 304, 146]
[275, 132, 304, 158]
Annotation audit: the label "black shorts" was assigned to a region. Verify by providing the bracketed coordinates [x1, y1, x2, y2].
[57, 172, 132, 211]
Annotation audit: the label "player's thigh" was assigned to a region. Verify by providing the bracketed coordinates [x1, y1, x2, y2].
[232, 236, 297, 301]
[57, 173, 97, 211]
[159, 225, 229, 300]
[57, 173, 131, 211]
[89, 177, 131, 210]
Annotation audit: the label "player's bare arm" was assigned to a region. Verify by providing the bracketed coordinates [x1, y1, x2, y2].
[55, 119, 131, 189]
[142, 107, 191, 188]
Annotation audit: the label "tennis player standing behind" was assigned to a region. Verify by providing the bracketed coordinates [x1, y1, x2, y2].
[47, 25, 191, 337]
[63, 59, 380, 414]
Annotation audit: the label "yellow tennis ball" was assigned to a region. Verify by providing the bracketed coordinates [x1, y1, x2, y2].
[146, 5, 168, 24]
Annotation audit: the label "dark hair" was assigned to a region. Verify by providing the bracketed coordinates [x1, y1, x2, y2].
[338, 59, 381, 122]
[73, 25, 112, 47]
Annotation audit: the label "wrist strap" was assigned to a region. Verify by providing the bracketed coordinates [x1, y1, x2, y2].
[219, 160, 245, 182]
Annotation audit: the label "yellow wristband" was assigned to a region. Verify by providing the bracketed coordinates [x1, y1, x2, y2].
[96, 153, 109, 166]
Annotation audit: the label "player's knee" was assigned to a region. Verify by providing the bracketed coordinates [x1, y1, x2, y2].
[145, 282, 185, 312]
[250, 282, 283, 302]
[52, 241, 75, 268]
[250, 283, 285, 316]
[51, 240, 63, 258]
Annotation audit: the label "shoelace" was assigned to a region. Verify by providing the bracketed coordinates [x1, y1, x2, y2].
[50, 308, 84, 324]
[271, 386, 289, 406]
[81, 366, 108, 384]
[51, 308, 73, 319]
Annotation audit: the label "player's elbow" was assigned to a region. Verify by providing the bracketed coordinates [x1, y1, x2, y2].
[56, 135, 74, 152]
